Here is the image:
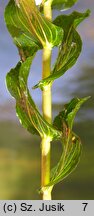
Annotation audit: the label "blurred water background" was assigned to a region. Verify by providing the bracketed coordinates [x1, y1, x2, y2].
[0, 0, 94, 199]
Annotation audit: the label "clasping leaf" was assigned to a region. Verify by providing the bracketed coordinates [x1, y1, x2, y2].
[39, 0, 78, 11]
[51, 0, 78, 10]
[33, 10, 90, 89]
[6, 57, 61, 140]
[5, 0, 63, 53]
[44, 97, 90, 187]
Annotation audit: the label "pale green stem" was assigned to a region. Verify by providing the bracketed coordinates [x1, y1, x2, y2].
[41, 0, 52, 200]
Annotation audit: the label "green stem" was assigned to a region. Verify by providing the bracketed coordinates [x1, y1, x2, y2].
[41, 0, 52, 200]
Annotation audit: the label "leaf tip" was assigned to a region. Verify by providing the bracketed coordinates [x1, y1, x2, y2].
[83, 95, 91, 102]
[85, 9, 91, 17]
[32, 84, 39, 90]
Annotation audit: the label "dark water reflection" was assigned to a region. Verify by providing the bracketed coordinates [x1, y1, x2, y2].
[0, 0, 94, 199]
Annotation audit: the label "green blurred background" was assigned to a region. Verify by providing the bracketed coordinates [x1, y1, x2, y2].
[0, 0, 94, 199]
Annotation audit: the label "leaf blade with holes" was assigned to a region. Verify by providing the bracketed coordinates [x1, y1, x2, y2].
[6, 57, 61, 139]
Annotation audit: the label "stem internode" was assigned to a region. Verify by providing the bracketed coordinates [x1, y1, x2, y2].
[41, 0, 52, 200]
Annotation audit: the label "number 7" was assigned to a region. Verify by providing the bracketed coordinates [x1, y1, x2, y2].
[82, 203, 88, 211]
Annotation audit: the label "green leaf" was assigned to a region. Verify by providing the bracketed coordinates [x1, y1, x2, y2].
[39, 0, 78, 12]
[51, 0, 78, 10]
[5, 0, 63, 52]
[43, 97, 90, 187]
[34, 29, 82, 90]
[53, 10, 90, 35]
[33, 10, 90, 89]
[48, 132, 82, 187]
[4, 0, 42, 59]
[53, 97, 90, 130]
[6, 57, 61, 139]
